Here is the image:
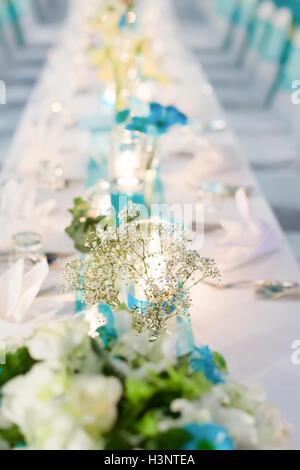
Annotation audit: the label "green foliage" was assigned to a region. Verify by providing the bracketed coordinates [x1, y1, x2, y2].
[106, 359, 211, 448]
[0, 425, 25, 450]
[65, 197, 108, 253]
[0, 347, 35, 387]
[0, 347, 34, 450]
[145, 428, 191, 450]
[213, 351, 227, 373]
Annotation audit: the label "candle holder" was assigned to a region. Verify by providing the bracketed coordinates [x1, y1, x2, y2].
[11, 232, 46, 270]
[37, 159, 66, 191]
[109, 128, 147, 196]
[85, 180, 112, 218]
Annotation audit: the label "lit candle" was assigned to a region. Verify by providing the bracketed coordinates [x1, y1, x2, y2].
[134, 222, 167, 301]
[116, 150, 140, 192]
[87, 193, 112, 218]
[86, 180, 112, 218]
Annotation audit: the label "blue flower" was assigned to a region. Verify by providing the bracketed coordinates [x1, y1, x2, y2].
[118, 13, 127, 29]
[116, 102, 188, 136]
[126, 116, 148, 133]
[148, 102, 164, 124]
[182, 423, 235, 451]
[190, 346, 225, 384]
[116, 109, 130, 124]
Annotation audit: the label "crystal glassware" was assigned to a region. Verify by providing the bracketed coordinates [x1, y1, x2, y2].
[85, 180, 112, 218]
[11, 232, 46, 269]
[109, 128, 147, 195]
[37, 159, 66, 191]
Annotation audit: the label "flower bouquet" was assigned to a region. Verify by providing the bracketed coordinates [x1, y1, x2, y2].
[0, 313, 291, 450]
[64, 205, 219, 337]
[88, 0, 169, 110]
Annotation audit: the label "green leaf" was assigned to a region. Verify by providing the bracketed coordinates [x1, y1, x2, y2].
[145, 428, 191, 450]
[105, 433, 133, 450]
[65, 197, 108, 253]
[0, 347, 35, 387]
[0, 425, 25, 449]
[213, 352, 228, 373]
[136, 410, 159, 437]
[124, 378, 156, 406]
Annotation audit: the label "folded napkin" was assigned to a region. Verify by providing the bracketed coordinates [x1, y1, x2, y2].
[0, 179, 56, 250]
[162, 141, 240, 190]
[0, 259, 63, 341]
[216, 189, 279, 271]
[18, 117, 64, 174]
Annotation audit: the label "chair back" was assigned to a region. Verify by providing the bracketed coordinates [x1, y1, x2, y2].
[0, 0, 25, 48]
[247, 1, 275, 52]
[261, 7, 292, 64]
[270, 27, 300, 131]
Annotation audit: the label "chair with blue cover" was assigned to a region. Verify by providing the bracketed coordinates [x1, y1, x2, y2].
[11, 0, 63, 48]
[0, 0, 63, 68]
[184, 0, 239, 52]
[0, 0, 47, 66]
[211, 4, 293, 107]
[195, 0, 260, 70]
[235, 27, 300, 168]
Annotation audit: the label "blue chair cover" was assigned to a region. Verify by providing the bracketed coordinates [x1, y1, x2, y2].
[261, 21, 291, 63]
[233, 0, 258, 26]
[278, 41, 300, 90]
[0, 0, 25, 46]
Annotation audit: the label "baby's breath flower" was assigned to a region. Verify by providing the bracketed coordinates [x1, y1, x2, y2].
[63, 205, 220, 336]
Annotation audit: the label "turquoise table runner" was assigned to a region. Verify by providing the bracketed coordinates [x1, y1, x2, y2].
[75, 109, 195, 356]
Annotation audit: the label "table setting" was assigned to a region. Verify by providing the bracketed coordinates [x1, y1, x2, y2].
[0, 0, 300, 452]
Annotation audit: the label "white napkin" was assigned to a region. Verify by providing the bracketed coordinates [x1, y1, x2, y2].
[0, 179, 56, 250]
[17, 117, 64, 174]
[162, 141, 239, 190]
[0, 259, 63, 340]
[216, 189, 279, 271]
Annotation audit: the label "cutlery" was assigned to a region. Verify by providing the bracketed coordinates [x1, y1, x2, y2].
[189, 119, 227, 135]
[198, 181, 253, 198]
[204, 279, 300, 299]
[203, 120, 227, 133]
[191, 221, 220, 233]
[0, 252, 74, 266]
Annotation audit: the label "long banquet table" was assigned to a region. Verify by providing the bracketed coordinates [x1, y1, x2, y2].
[2, 0, 300, 448]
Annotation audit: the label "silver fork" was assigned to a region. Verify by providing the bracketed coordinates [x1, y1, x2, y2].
[204, 280, 300, 299]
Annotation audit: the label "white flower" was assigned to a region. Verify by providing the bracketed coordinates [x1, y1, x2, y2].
[26, 318, 100, 373]
[1, 361, 123, 450]
[256, 402, 293, 450]
[65, 375, 122, 433]
[167, 379, 292, 450]
[1, 364, 68, 438]
[76, 306, 108, 338]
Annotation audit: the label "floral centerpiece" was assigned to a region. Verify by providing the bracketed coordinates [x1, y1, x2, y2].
[116, 102, 188, 134]
[65, 197, 110, 253]
[63, 204, 219, 337]
[88, 0, 169, 110]
[116, 102, 188, 173]
[0, 313, 292, 450]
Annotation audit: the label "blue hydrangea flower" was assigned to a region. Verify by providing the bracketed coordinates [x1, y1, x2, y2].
[190, 346, 225, 384]
[182, 423, 235, 451]
[115, 102, 188, 136]
[115, 109, 130, 124]
[118, 13, 127, 29]
[165, 105, 188, 126]
[126, 116, 148, 133]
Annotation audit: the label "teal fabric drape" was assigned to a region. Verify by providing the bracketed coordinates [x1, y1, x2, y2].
[0, 0, 26, 46]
